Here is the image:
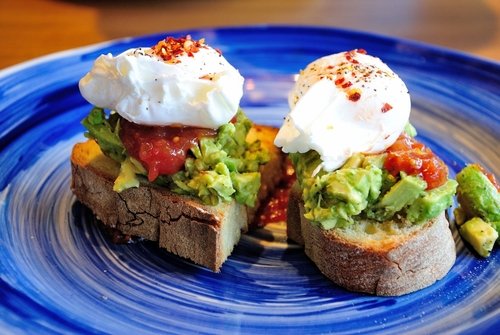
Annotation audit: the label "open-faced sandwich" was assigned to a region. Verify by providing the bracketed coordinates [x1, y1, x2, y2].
[71, 36, 284, 271]
[275, 49, 457, 296]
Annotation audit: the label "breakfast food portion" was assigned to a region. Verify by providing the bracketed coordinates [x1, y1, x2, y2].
[276, 49, 458, 296]
[454, 164, 499, 257]
[71, 36, 284, 271]
[72, 34, 492, 295]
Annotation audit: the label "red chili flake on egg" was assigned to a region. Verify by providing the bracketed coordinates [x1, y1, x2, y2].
[381, 103, 393, 113]
[152, 35, 207, 63]
[322, 49, 376, 103]
[341, 81, 352, 88]
[348, 88, 362, 101]
[344, 50, 362, 64]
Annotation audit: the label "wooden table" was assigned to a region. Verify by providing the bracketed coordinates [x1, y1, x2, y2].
[1, 0, 499, 70]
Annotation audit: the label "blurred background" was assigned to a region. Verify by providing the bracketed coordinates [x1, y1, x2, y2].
[0, 0, 499, 69]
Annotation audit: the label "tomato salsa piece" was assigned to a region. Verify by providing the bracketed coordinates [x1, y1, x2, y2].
[256, 159, 296, 227]
[120, 118, 216, 181]
[384, 133, 448, 190]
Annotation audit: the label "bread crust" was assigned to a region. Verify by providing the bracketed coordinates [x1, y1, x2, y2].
[71, 125, 283, 272]
[286, 182, 304, 246]
[288, 185, 456, 296]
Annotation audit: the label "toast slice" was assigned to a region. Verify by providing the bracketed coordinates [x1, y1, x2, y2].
[71, 125, 283, 272]
[287, 183, 456, 296]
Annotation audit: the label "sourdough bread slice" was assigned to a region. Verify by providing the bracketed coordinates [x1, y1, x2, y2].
[287, 184, 456, 296]
[71, 125, 283, 272]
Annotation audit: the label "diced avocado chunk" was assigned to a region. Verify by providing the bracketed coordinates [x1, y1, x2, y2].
[368, 175, 426, 221]
[362, 153, 386, 169]
[377, 175, 427, 209]
[456, 164, 500, 223]
[406, 179, 458, 223]
[113, 157, 146, 192]
[231, 172, 261, 207]
[459, 217, 498, 257]
[404, 122, 417, 137]
[183, 162, 235, 206]
[289, 150, 324, 186]
[342, 153, 364, 169]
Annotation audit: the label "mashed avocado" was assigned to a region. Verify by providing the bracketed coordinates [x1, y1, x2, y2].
[301, 163, 382, 229]
[291, 149, 457, 229]
[82, 108, 269, 207]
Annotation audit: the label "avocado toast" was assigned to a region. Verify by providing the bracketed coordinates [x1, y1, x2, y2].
[71, 36, 284, 271]
[71, 124, 283, 271]
[276, 49, 457, 296]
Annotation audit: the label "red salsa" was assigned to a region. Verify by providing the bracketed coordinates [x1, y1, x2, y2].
[384, 133, 448, 190]
[120, 118, 216, 181]
[256, 159, 296, 227]
[257, 189, 290, 225]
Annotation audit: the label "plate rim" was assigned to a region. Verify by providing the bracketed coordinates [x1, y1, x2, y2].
[1, 24, 499, 80]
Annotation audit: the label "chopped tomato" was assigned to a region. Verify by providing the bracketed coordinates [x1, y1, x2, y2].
[120, 119, 216, 181]
[257, 159, 296, 226]
[384, 133, 448, 190]
[254, 159, 296, 227]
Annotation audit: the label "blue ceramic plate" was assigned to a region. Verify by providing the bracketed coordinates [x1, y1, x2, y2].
[0, 26, 498, 334]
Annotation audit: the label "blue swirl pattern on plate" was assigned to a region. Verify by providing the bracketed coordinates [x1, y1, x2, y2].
[0, 26, 498, 334]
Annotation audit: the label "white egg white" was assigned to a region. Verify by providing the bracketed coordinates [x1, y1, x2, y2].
[274, 51, 411, 171]
[79, 44, 244, 129]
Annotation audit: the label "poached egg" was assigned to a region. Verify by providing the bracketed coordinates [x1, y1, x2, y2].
[274, 49, 411, 171]
[79, 36, 244, 129]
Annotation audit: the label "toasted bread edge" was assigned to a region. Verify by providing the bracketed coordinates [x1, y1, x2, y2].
[287, 185, 456, 296]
